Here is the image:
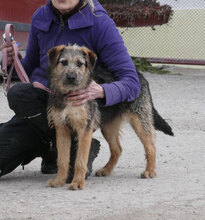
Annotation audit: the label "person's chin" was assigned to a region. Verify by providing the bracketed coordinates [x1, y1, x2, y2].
[59, 8, 71, 14]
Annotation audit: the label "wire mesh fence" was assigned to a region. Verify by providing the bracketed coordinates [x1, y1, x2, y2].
[0, 1, 204, 65]
[115, 0, 205, 65]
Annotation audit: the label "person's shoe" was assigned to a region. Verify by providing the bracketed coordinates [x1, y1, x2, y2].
[41, 147, 58, 174]
[41, 159, 58, 174]
[66, 138, 100, 183]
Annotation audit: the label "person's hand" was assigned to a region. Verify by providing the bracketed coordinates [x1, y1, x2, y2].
[0, 42, 14, 66]
[67, 80, 105, 106]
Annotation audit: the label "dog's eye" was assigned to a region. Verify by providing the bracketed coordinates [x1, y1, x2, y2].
[60, 60, 68, 66]
[77, 61, 83, 68]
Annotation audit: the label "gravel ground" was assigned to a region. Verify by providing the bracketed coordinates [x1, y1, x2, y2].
[0, 66, 205, 220]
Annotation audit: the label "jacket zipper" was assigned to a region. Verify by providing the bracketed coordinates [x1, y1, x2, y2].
[59, 14, 65, 31]
[55, 15, 65, 44]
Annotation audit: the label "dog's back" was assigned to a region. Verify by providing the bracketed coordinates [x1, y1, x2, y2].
[95, 66, 173, 136]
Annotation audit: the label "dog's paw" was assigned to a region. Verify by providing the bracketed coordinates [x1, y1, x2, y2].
[47, 178, 66, 188]
[141, 170, 156, 178]
[69, 180, 85, 190]
[95, 168, 111, 177]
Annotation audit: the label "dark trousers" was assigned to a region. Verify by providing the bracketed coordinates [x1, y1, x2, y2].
[0, 83, 60, 176]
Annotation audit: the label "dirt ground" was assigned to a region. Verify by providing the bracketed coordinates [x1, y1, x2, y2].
[0, 66, 205, 220]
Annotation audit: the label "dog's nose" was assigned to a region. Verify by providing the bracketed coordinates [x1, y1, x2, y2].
[66, 73, 76, 83]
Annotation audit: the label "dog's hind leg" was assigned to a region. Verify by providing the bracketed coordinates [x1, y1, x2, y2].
[47, 126, 71, 187]
[95, 118, 122, 177]
[69, 129, 93, 190]
[129, 113, 156, 178]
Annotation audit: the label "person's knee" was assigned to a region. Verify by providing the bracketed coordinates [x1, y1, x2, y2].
[7, 83, 31, 109]
[7, 83, 37, 116]
[7, 83, 48, 117]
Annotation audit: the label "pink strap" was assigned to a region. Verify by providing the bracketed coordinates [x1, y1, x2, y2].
[1, 24, 54, 95]
[33, 81, 54, 94]
[1, 24, 30, 93]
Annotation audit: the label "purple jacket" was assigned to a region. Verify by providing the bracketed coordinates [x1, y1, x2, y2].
[22, 0, 140, 107]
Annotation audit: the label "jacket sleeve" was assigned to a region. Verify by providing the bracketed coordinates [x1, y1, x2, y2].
[21, 23, 40, 77]
[94, 16, 141, 107]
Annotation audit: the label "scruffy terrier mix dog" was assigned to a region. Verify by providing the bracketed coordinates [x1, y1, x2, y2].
[47, 44, 173, 190]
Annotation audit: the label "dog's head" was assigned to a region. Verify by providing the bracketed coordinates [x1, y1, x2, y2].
[48, 44, 97, 94]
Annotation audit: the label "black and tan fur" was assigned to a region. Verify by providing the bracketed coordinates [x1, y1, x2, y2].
[47, 44, 174, 190]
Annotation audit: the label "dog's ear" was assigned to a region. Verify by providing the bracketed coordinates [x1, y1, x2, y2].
[48, 45, 65, 66]
[81, 47, 97, 72]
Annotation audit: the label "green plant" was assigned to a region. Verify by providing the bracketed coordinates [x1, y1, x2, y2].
[131, 57, 170, 74]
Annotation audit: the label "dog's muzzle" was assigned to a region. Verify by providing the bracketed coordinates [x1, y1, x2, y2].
[64, 73, 78, 85]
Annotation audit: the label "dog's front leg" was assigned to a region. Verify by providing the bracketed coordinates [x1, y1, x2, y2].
[47, 126, 71, 188]
[69, 129, 93, 190]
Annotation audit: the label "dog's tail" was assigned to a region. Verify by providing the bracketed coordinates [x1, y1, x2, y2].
[153, 107, 174, 136]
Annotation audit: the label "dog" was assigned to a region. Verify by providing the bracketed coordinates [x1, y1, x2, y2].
[46, 44, 173, 190]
